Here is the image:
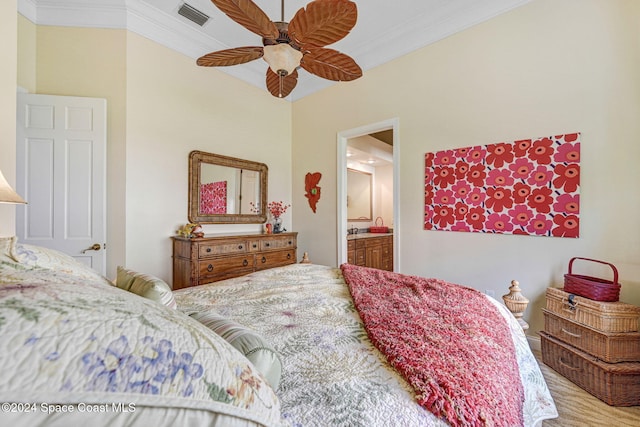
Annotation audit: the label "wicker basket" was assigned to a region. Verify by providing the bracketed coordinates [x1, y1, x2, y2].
[541, 332, 640, 406]
[564, 257, 621, 302]
[545, 287, 640, 333]
[369, 217, 389, 233]
[543, 309, 640, 363]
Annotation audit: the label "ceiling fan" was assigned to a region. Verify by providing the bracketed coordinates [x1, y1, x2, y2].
[197, 0, 363, 98]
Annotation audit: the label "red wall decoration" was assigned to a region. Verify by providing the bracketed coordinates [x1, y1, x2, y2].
[305, 172, 322, 213]
[424, 133, 580, 237]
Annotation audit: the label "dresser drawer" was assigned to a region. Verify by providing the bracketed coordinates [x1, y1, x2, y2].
[382, 244, 392, 256]
[255, 249, 296, 270]
[247, 239, 261, 252]
[259, 235, 297, 251]
[347, 249, 355, 265]
[172, 232, 297, 288]
[198, 254, 254, 279]
[198, 239, 249, 258]
[543, 309, 640, 363]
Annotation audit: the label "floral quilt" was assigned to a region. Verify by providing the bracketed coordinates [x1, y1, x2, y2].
[175, 263, 558, 427]
[0, 239, 281, 427]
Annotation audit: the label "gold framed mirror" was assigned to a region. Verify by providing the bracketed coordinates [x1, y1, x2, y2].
[347, 168, 373, 221]
[188, 151, 268, 224]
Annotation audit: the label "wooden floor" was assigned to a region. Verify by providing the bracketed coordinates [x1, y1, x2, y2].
[533, 350, 640, 426]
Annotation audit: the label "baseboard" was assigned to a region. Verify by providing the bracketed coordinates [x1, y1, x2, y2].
[526, 334, 541, 352]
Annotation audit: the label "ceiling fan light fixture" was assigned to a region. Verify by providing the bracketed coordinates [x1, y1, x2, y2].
[198, 0, 360, 98]
[263, 43, 303, 76]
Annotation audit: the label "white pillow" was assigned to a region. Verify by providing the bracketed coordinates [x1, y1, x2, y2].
[191, 310, 282, 390]
[115, 266, 177, 309]
[1, 239, 111, 286]
[0, 236, 18, 270]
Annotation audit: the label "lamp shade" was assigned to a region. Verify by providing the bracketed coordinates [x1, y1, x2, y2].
[0, 169, 26, 204]
[262, 44, 303, 76]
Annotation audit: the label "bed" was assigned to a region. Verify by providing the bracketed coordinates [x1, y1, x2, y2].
[0, 237, 557, 426]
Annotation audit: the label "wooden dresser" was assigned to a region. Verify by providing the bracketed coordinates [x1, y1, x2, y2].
[347, 234, 393, 271]
[541, 287, 640, 406]
[172, 232, 297, 290]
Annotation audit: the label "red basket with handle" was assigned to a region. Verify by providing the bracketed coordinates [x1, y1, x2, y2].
[369, 217, 389, 233]
[564, 257, 621, 302]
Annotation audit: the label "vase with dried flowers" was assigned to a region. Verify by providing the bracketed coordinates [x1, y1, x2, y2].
[268, 201, 290, 233]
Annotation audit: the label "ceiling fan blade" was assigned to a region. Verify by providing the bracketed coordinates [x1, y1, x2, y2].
[266, 68, 298, 98]
[197, 47, 264, 67]
[210, 0, 279, 39]
[288, 0, 357, 48]
[301, 48, 362, 81]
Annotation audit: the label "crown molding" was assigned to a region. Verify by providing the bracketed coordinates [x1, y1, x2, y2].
[18, 0, 271, 94]
[17, 0, 532, 101]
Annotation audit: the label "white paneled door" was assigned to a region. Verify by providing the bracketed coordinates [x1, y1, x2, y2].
[239, 169, 259, 214]
[16, 93, 107, 274]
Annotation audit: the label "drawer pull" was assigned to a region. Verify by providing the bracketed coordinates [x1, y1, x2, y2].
[287, 253, 291, 259]
[561, 328, 581, 339]
[238, 245, 243, 250]
[265, 243, 270, 247]
[207, 264, 214, 272]
[253, 244, 257, 248]
[206, 248, 212, 253]
[558, 357, 582, 372]
[243, 259, 249, 267]
[288, 240, 292, 245]
[261, 256, 267, 263]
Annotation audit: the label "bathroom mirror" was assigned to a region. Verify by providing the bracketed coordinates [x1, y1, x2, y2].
[347, 168, 372, 221]
[188, 150, 268, 223]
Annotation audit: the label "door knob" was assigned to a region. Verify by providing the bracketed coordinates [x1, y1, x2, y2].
[82, 243, 102, 254]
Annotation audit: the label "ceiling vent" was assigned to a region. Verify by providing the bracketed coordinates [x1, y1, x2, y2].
[178, 3, 209, 27]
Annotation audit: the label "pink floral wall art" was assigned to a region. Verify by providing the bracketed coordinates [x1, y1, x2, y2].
[200, 181, 227, 214]
[424, 133, 580, 237]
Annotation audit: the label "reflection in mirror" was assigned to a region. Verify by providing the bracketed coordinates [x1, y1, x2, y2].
[200, 163, 261, 215]
[189, 151, 267, 224]
[347, 168, 372, 221]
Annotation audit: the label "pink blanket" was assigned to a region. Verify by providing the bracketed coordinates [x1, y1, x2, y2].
[341, 264, 524, 427]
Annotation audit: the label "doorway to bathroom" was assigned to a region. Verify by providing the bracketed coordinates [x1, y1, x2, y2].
[337, 118, 400, 270]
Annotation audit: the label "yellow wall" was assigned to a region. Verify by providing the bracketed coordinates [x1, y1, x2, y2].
[14, 22, 292, 281]
[123, 32, 292, 278]
[17, 15, 35, 93]
[292, 0, 640, 335]
[27, 24, 128, 275]
[0, 0, 18, 237]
